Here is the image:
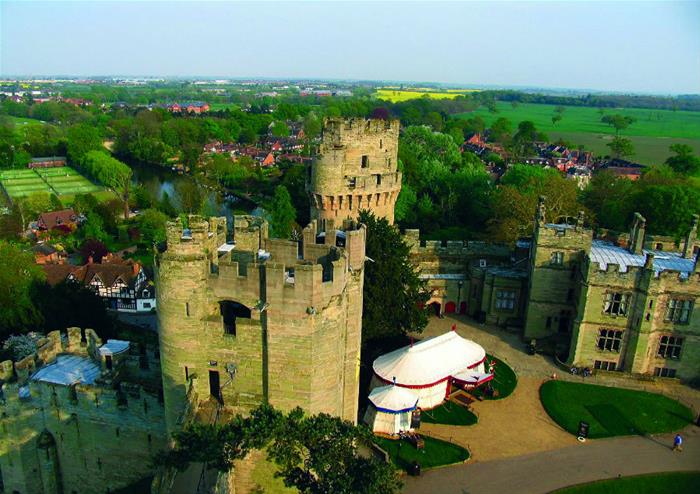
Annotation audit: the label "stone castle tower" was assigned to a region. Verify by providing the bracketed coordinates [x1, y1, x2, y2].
[155, 215, 366, 434]
[308, 117, 402, 226]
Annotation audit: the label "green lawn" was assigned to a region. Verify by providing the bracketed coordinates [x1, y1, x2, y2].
[458, 101, 700, 165]
[0, 166, 106, 201]
[472, 354, 517, 400]
[374, 435, 470, 471]
[540, 381, 693, 439]
[422, 400, 478, 426]
[553, 471, 700, 494]
[209, 102, 240, 111]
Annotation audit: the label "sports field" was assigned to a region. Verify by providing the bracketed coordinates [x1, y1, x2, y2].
[458, 101, 700, 165]
[376, 88, 478, 103]
[0, 167, 105, 201]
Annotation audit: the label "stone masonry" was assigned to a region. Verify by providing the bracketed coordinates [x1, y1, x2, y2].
[0, 328, 167, 494]
[155, 214, 366, 436]
[308, 117, 402, 225]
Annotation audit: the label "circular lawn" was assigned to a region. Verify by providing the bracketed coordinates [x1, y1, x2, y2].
[540, 380, 693, 438]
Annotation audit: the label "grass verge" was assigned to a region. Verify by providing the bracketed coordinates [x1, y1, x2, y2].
[552, 471, 700, 494]
[422, 400, 478, 426]
[374, 435, 469, 471]
[540, 381, 693, 438]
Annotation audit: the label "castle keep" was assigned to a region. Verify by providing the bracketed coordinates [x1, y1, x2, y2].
[0, 329, 167, 494]
[308, 117, 401, 225]
[155, 215, 366, 434]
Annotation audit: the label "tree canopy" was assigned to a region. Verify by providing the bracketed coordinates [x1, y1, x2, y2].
[0, 241, 45, 339]
[158, 404, 401, 494]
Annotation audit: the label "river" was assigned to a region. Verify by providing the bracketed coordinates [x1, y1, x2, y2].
[128, 161, 257, 225]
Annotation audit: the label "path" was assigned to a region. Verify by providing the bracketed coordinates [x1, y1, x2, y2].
[404, 428, 700, 494]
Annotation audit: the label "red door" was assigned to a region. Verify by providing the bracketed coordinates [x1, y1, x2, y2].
[460, 301, 467, 314]
[445, 301, 456, 314]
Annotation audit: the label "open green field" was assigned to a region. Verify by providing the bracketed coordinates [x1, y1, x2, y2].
[209, 102, 240, 111]
[553, 471, 700, 494]
[458, 101, 700, 165]
[0, 167, 106, 201]
[540, 381, 693, 439]
[376, 88, 477, 103]
[2, 115, 45, 127]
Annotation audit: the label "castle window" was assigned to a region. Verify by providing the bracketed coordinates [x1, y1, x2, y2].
[567, 288, 574, 301]
[348, 177, 356, 188]
[655, 243, 663, 250]
[665, 299, 692, 324]
[654, 367, 677, 378]
[376, 174, 382, 186]
[546, 317, 552, 329]
[361, 155, 369, 168]
[380, 139, 383, 149]
[185, 302, 190, 317]
[495, 290, 516, 310]
[550, 251, 564, 265]
[597, 329, 623, 352]
[220, 300, 251, 336]
[657, 335, 683, 359]
[594, 360, 617, 371]
[603, 292, 630, 316]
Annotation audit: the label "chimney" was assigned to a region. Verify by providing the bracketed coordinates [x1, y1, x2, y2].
[683, 214, 699, 259]
[644, 252, 654, 270]
[87, 255, 93, 265]
[132, 262, 140, 275]
[535, 196, 546, 226]
[629, 212, 646, 255]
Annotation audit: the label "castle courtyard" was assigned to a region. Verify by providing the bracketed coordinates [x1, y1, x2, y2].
[410, 314, 700, 463]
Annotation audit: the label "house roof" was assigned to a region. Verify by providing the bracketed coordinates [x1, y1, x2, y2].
[32, 355, 101, 386]
[38, 209, 77, 230]
[32, 243, 57, 256]
[42, 259, 141, 288]
[589, 239, 695, 278]
[373, 331, 486, 387]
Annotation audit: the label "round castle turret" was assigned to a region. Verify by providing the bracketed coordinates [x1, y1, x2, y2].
[308, 117, 402, 227]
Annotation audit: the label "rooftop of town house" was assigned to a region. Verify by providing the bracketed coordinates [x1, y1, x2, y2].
[31, 355, 101, 386]
[589, 239, 695, 277]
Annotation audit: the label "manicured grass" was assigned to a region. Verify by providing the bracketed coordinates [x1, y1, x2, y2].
[422, 400, 478, 426]
[458, 101, 700, 165]
[209, 102, 240, 111]
[540, 381, 693, 439]
[376, 88, 477, 103]
[553, 471, 700, 494]
[374, 435, 470, 471]
[472, 354, 517, 400]
[0, 166, 105, 200]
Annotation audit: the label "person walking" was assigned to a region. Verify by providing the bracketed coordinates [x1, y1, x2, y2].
[672, 433, 683, 452]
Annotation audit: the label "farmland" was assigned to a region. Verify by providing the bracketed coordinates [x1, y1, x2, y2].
[458, 101, 700, 165]
[0, 167, 110, 203]
[376, 88, 479, 103]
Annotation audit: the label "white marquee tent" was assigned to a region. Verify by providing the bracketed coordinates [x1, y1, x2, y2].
[371, 330, 489, 409]
[363, 383, 419, 435]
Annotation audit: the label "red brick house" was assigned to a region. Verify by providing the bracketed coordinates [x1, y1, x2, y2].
[37, 209, 79, 231]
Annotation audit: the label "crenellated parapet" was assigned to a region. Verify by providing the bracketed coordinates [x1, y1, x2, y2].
[309, 117, 402, 225]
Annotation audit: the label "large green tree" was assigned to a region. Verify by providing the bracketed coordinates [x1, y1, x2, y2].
[267, 185, 297, 238]
[665, 144, 700, 175]
[607, 136, 635, 159]
[158, 404, 401, 494]
[0, 242, 45, 339]
[359, 210, 428, 343]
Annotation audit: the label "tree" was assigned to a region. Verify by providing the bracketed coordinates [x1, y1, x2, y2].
[489, 117, 512, 144]
[489, 165, 585, 243]
[17, 192, 52, 228]
[512, 120, 540, 157]
[158, 404, 401, 494]
[81, 150, 132, 218]
[551, 114, 562, 126]
[81, 213, 109, 243]
[270, 121, 290, 137]
[601, 114, 636, 135]
[267, 185, 297, 238]
[303, 112, 322, 138]
[359, 210, 429, 343]
[607, 136, 635, 159]
[80, 239, 109, 263]
[138, 208, 169, 245]
[174, 180, 203, 214]
[66, 123, 103, 164]
[0, 241, 45, 339]
[665, 144, 700, 175]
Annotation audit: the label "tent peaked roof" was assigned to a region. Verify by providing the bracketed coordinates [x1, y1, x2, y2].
[368, 384, 419, 413]
[373, 331, 486, 387]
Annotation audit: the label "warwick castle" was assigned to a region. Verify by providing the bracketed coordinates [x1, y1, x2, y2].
[2, 118, 699, 493]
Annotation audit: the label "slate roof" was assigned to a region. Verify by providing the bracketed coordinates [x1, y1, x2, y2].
[589, 239, 695, 277]
[31, 355, 101, 386]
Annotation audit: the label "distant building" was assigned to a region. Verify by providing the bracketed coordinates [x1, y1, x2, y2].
[36, 209, 79, 231]
[31, 243, 66, 265]
[598, 159, 644, 180]
[28, 156, 66, 169]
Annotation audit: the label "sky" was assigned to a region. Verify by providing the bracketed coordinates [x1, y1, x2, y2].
[1, 1, 699, 94]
